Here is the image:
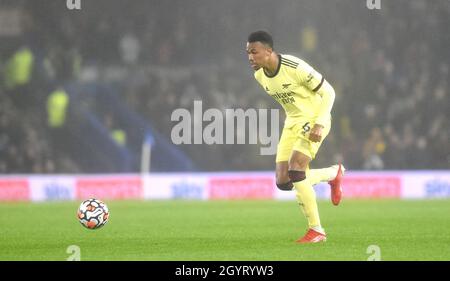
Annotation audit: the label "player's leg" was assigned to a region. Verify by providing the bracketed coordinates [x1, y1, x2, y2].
[275, 161, 292, 190]
[288, 150, 324, 234]
[301, 120, 334, 184]
[276, 122, 327, 243]
[307, 164, 345, 206]
[298, 119, 344, 205]
[308, 165, 343, 185]
[274, 126, 296, 191]
[328, 163, 345, 205]
[275, 161, 343, 192]
[288, 119, 335, 242]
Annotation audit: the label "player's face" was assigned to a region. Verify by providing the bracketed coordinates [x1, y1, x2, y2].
[246, 42, 271, 70]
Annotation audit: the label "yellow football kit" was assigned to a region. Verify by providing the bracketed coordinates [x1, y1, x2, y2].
[254, 54, 336, 162]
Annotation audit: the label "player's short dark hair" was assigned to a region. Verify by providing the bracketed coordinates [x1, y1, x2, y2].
[247, 31, 273, 49]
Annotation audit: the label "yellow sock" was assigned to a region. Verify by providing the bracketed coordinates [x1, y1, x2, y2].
[293, 177, 321, 229]
[308, 165, 339, 185]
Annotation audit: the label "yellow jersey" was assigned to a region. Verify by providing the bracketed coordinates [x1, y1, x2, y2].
[254, 54, 335, 127]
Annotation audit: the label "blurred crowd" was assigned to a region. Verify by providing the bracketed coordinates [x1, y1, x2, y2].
[0, 86, 79, 173]
[0, 0, 448, 173]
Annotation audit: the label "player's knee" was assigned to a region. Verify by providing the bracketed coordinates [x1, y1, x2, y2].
[288, 170, 306, 183]
[276, 172, 289, 184]
[276, 181, 293, 191]
[275, 167, 289, 185]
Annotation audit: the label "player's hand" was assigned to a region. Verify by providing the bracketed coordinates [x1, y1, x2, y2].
[309, 124, 324, 142]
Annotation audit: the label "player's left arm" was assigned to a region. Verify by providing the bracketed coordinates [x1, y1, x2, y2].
[296, 61, 336, 142]
[309, 80, 335, 142]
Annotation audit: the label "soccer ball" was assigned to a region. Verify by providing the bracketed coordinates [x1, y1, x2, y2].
[77, 198, 110, 229]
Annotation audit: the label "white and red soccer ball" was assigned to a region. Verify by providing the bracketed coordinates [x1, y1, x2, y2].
[77, 198, 110, 229]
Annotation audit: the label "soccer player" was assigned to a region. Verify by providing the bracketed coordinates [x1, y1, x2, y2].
[246, 31, 344, 243]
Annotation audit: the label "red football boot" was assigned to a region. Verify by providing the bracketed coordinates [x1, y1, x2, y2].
[329, 164, 345, 206]
[296, 228, 327, 244]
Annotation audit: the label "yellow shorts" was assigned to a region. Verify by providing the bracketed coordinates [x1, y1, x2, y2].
[275, 119, 331, 163]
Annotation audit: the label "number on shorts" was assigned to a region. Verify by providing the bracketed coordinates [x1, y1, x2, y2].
[301, 122, 311, 135]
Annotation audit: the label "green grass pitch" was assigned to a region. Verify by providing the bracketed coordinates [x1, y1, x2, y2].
[1, 199, 449, 261]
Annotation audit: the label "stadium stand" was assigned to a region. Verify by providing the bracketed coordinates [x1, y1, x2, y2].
[0, 0, 448, 173]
